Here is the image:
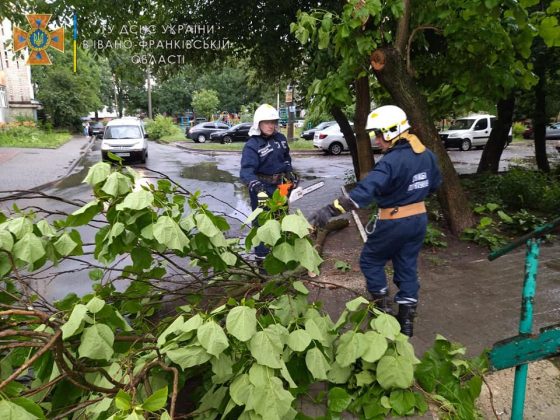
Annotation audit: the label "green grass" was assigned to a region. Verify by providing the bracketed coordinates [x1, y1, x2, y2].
[0, 128, 72, 148]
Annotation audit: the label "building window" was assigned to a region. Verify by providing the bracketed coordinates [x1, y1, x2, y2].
[3, 51, 8, 68]
[0, 87, 7, 108]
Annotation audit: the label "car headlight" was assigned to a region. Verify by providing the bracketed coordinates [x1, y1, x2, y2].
[448, 133, 459, 138]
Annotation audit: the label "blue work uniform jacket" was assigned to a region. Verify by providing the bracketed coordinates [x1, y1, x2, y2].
[240, 132, 292, 190]
[349, 140, 442, 209]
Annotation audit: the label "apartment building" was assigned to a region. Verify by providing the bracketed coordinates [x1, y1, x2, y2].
[0, 18, 40, 123]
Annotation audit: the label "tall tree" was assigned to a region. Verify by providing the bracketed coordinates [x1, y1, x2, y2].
[293, 0, 560, 234]
[33, 37, 102, 127]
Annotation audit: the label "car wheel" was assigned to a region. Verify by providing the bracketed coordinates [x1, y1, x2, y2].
[197, 134, 207, 143]
[460, 139, 472, 151]
[222, 135, 233, 144]
[141, 151, 147, 163]
[328, 142, 343, 155]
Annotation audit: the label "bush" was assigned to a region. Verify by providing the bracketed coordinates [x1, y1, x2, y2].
[494, 167, 560, 213]
[145, 115, 182, 140]
[512, 122, 525, 137]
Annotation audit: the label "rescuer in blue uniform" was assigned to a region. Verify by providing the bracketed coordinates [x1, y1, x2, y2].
[240, 104, 297, 260]
[309, 105, 442, 336]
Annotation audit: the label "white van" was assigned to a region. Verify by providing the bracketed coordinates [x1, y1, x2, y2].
[439, 114, 512, 151]
[101, 118, 148, 163]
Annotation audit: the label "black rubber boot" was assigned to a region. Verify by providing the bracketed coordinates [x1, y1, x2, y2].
[397, 304, 417, 337]
[369, 292, 393, 315]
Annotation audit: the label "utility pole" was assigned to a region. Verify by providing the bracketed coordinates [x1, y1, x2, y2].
[286, 84, 294, 141]
[147, 67, 153, 119]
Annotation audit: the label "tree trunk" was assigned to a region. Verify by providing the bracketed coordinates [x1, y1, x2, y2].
[370, 47, 476, 235]
[331, 106, 361, 179]
[477, 96, 515, 173]
[353, 76, 375, 181]
[532, 42, 549, 172]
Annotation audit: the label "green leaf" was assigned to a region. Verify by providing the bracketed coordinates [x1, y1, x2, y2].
[10, 398, 45, 419]
[281, 213, 312, 238]
[287, 329, 312, 352]
[372, 313, 401, 340]
[195, 213, 221, 237]
[211, 353, 233, 383]
[345, 296, 369, 311]
[292, 280, 309, 295]
[305, 347, 330, 380]
[54, 233, 78, 256]
[327, 361, 352, 384]
[376, 355, 414, 389]
[36, 220, 56, 237]
[335, 331, 363, 367]
[279, 360, 298, 388]
[318, 28, 330, 49]
[389, 390, 417, 416]
[116, 189, 154, 210]
[115, 389, 132, 410]
[294, 238, 323, 273]
[0, 400, 38, 419]
[248, 363, 275, 387]
[226, 306, 257, 342]
[256, 219, 281, 246]
[142, 386, 168, 412]
[355, 370, 375, 387]
[229, 373, 253, 405]
[539, 16, 560, 47]
[101, 172, 132, 197]
[197, 320, 229, 356]
[78, 324, 115, 360]
[67, 200, 101, 227]
[84, 162, 111, 185]
[153, 216, 190, 251]
[249, 328, 284, 369]
[328, 387, 352, 413]
[6, 217, 33, 239]
[271, 242, 296, 263]
[13, 232, 45, 264]
[86, 296, 105, 314]
[165, 345, 211, 368]
[0, 229, 14, 251]
[250, 377, 294, 419]
[61, 304, 88, 339]
[304, 317, 330, 347]
[361, 331, 388, 363]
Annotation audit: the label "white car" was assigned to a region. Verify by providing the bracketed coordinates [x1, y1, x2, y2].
[313, 123, 379, 155]
[439, 114, 512, 151]
[101, 118, 148, 163]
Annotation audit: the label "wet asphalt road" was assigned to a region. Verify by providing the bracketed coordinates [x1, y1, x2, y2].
[22, 139, 560, 300]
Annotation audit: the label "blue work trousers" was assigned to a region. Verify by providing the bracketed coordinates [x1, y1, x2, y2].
[359, 213, 427, 304]
[249, 183, 278, 258]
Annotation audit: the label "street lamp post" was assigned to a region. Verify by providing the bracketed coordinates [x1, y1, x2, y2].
[285, 84, 294, 141]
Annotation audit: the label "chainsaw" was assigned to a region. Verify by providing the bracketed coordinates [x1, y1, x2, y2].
[288, 181, 325, 203]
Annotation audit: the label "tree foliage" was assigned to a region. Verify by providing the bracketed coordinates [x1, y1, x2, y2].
[32, 37, 103, 127]
[191, 89, 220, 120]
[0, 163, 487, 419]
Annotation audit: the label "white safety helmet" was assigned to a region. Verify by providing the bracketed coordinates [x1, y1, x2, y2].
[366, 105, 411, 142]
[249, 104, 280, 136]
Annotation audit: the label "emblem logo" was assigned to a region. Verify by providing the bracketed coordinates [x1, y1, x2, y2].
[13, 14, 64, 65]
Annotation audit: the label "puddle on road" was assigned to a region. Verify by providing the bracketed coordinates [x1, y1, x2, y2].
[181, 161, 237, 183]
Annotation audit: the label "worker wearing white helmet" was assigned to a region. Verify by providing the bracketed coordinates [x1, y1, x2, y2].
[240, 104, 298, 262]
[309, 105, 442, 337]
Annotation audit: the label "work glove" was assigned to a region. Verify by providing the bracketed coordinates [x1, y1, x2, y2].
[287, 171, 300, 188]
[309, 196, 356, 228]
[257, 191, 269, 208]
[248, 180, 265, 194]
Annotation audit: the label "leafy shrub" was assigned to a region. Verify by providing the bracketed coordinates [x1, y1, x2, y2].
[424, 224, 447, 248]
[145, 115, 182, 140]
[512, 122, 526, 137]
[494, 167, 560, 213]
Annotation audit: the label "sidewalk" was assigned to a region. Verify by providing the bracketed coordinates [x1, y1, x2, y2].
[0, 135, 93, 192]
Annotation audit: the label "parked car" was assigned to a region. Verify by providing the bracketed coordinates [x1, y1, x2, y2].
[301, 121, 337, 140]
[519, 123, 559, 140]
[313, 123, 380, 155]
[101, 118, 148, 163]
[91, 122, 105, 139]
[439, 114, 512, 151]
[186, 121, 230, 143]
[210, 122, 252, 144]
